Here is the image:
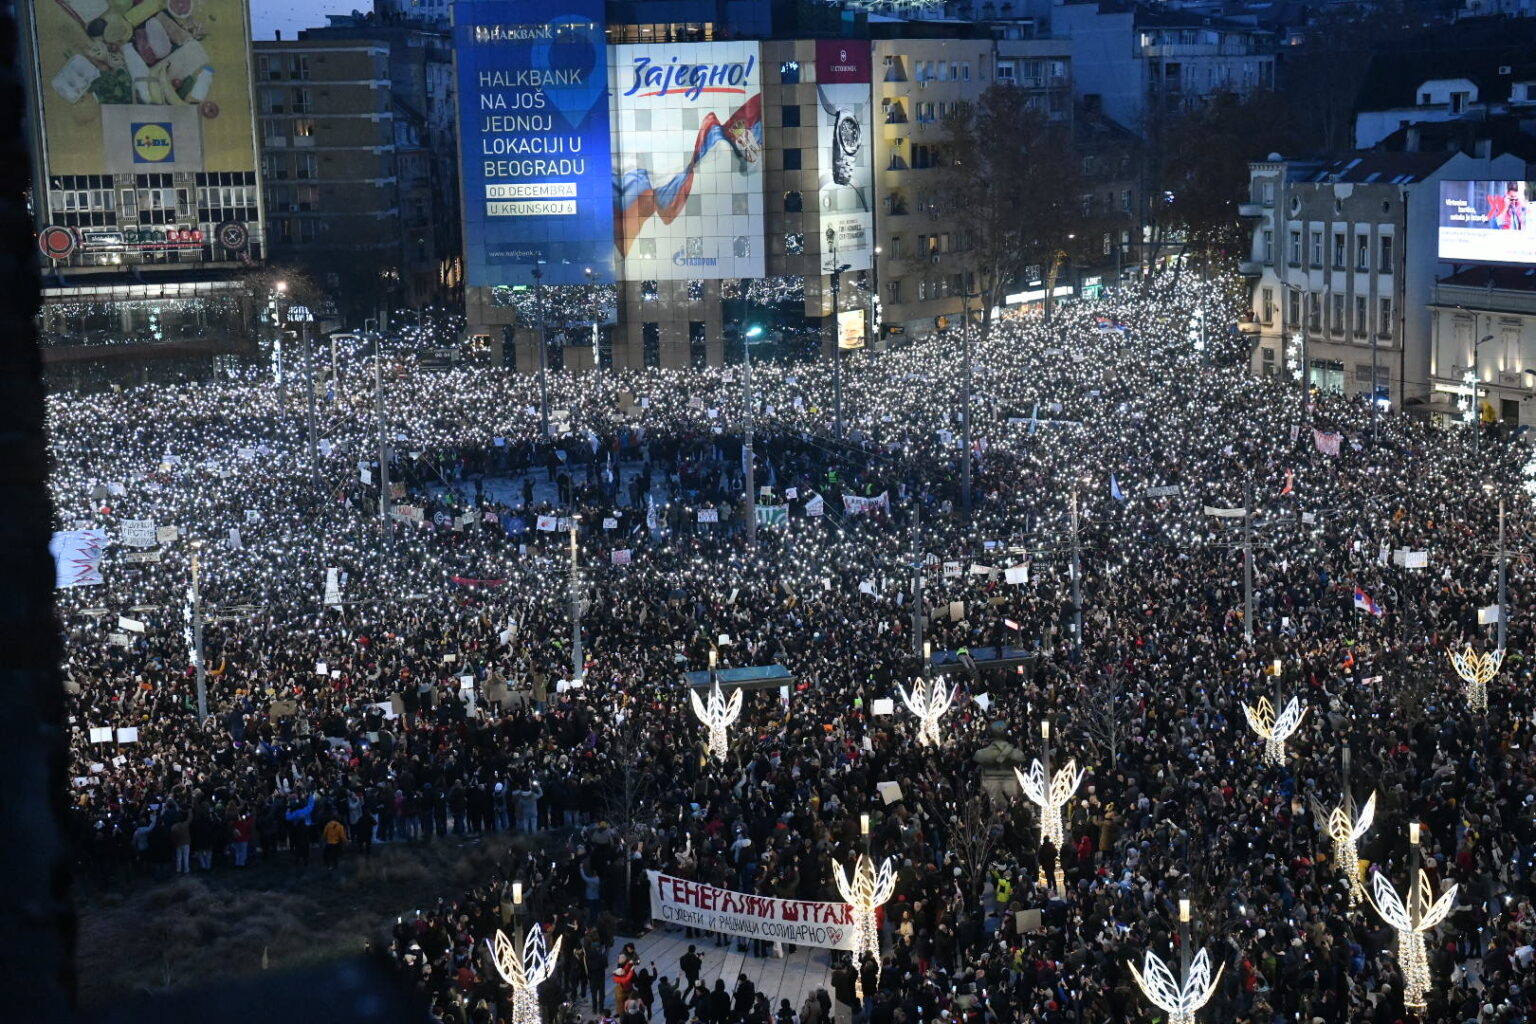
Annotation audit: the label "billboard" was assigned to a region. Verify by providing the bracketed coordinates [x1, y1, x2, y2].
[1438, 180, 1535, 265]
[837, 308, 866, 350]
[30, 0, 257, 176]
[816, 40, 873, 273]
[455, 0, 614, 287]
[611, 42, 764, 280]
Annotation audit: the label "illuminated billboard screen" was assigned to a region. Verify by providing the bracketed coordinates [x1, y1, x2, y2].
[837, 308, 866, 350]
[455, 0, 614, 287]
[1438, 180, 1535, 264]
[816, 40, 872, 273]
[30, 0, 258, 177]
[610, 42, 764, 280]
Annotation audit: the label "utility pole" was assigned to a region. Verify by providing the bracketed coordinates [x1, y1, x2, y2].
[743, 334, 756, 548]
[569, 516, 583, 682]
[910, 493, 923, 659]
[1069, 484, 1083, 648]
[191, 540, 207, 722]
[1498, 493, 1508, 650]
[961, 290, 977, 514]
[826, 227, 848, 440]
[1243, 482, 1255, 643]
[534, 263, 550, 439]
[375, 345, 390, 537]
[586, 266, 601, 386]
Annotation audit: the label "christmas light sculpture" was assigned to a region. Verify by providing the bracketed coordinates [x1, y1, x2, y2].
[1324, 790, 1376, 906]
[1365, 823, 1456, 1010]
[486, 925, 563, 1024]
[896, 675, 955, 747]
[1014, 757, 1084, 851]
[1242, 695, 1306, 765]
[690, 680, 743, 763]
[833, 831, 896, 1001]
[1129, 900, 1223, 1024]
[1448, 645, 1503, 713]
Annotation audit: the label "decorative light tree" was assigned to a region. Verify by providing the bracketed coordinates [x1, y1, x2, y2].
[833, 815, 896, 1001]
[1129, 898, 1223, 1024]
[1308, 744, 1375, 906]
[1243, 695, 1306, 766]
[690, 667, 743, 763]
[896, 675, 955, 746]
[1014, 720, 1084, 853]
[1448, 645, 1503, 713]
[1365, 822, 1456, 1011]
[486, 923, 563, 1024]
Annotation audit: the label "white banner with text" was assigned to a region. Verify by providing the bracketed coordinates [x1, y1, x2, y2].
[647, 871, 857, 950]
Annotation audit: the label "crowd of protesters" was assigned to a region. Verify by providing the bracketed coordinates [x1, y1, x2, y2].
[50, 277, 1536, 1024]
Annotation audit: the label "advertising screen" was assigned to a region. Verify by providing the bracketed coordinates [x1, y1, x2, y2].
[455, 0, 614, 287]
[611, 42, 764, 281]
[816, 40, 872, 273]
[30, 0, 257, 176]
[1438, 180, 1535, 264]
[837, 308, 866, 350]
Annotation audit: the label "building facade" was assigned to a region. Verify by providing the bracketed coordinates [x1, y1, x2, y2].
[22, 0, 266, 350]
[1430, 267, 1536, 429]
[1242, 150, 1526, 407]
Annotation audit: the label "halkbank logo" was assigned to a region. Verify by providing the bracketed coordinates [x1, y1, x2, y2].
[131, 123, 174, 163]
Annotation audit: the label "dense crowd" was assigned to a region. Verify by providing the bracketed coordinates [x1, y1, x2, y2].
[52, 277, 1536, 1024]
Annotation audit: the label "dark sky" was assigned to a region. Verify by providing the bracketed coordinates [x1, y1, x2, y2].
[252, 0, 357, 42]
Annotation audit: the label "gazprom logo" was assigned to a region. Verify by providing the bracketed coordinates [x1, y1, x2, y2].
[131, 123, 174, 163]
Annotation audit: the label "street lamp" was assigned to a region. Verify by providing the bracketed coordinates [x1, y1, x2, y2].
[189, 539, 207, 722]
[1471, 333, 1495, 454]
[743, 323, 763, 547]
[533, 263, 550, 439]
[960, 290, 980, 514]
[866, 245, 882, 352]
[826, 226, 850, 439]
[585, 266, 601, 383]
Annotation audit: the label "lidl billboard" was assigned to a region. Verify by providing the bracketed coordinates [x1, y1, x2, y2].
[1438, 180, 1535, 265]
[29, 0, 258, 176]
[610, 42, 764, 281]
[455, 0, 614, 287]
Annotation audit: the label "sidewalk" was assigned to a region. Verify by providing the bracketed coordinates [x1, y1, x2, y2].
[613, 924, 836, 1020]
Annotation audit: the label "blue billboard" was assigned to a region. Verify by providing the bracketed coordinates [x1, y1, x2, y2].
[454, 0, 614, 287]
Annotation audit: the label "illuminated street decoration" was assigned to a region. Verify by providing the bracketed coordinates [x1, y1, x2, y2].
[1014, 756, 1083, 851]
[1325, 791, 1376, 906]
[487, 925, 563, 1024]
[1365, 828, 1455, 1011]
[1129, 900, 1222, 1024]
[1243, 695, 1306, 765]
[1448, 645, 1503, 713]
[896, 675, 954, 746]
[832, 850, 896, 1000]
[690, 680, 743, 762]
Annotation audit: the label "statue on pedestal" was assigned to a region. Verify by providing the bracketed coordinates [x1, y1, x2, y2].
[973, 718, 1028, 802]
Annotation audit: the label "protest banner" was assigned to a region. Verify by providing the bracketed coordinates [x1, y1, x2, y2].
[647, 871, 857, 951]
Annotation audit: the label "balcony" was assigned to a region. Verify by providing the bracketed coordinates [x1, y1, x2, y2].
[1237, 202, 1267, 217]
[1238, 260, 1263, 277]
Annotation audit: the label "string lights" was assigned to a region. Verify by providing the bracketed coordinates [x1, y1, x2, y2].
[1365, 822, 1456, 1010]
[1448, 645, 1503, 713]
[689, 678, 743, 763]
[485, 924, 563, 1024]
[1242, 694, 1306, 766]
[832, 814, 896, 1002]
[1129, 898, 1222, 1024]
[895, 674, 955, 746]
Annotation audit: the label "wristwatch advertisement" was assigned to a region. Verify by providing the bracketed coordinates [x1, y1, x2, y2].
[832, 107, 860, 185]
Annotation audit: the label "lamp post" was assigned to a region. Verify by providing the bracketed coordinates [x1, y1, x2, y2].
[867, 245, 882, 351]
[743, 324, 763, 548]
[533, 263, 550, 439]
[826, 227, 850, 439]
[1472, 333, 1494, 454]
[375, 343, 391, 537]
[190, 540, 207, 722]
[568, 515, 582, 682]
[1128, 896, 1222, 1024]
[1497, 491, 1508, 650]
[1069, 482, 1083, 648]
[274, 280, 288, 411]
[1366, 822, 1456, 1011]
[585, 266, 601, 383]
[896, 674, 955, 746]
[960, 289, 979, 514]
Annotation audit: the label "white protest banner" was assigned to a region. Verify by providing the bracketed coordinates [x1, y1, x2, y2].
[51, 530, 107, 588]
[842, 491, 890, 516]
[1393, 549, 1429, 569]
[603, 517, 618, 530]
[324, 568, 342, 608]
[877, 781, 904, 804]
[1478, 604, 1503, 625]
[697, 508, 719, 524]
[1144, 484, 1182, 498]
[536, 515, 558, 532]
[156, 525, 179, 545]
[943, 562, 962, 579]
[870, 698, 895, 716]
[245, 509, 260, 524]
[123, 550, 162, 564]
[89, 727, 114, 743]
[117, 615, 146, 634]
[611, 549, 632, 565]
[120, 519, 157, 548]
[1202, 506, 1248, 519]
[647, 871, 856, 951]
[805, 493, 825, 517]
[107, 633, 131, 648]
[116, 727, 139, 744]
[228, 528, 243, 550]
[1004, 566, 1029, 585]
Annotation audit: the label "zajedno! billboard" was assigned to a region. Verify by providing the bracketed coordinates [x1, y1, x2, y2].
[455, 0, 614, 287]
[610, 42, 764, 281]
[816, 40, 872, 274]
[1438, 180, 1535, 265]
[30, 0, 258, 177]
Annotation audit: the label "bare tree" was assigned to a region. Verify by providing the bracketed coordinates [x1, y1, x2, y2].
[1078, 665, 1134, 770]
[918, 774, 1004, 904]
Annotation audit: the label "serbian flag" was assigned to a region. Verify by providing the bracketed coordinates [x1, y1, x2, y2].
[1353, 587, 1383, 616]
[1280, 469, 1293, 496]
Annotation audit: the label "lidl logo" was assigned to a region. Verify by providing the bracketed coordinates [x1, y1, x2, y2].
[131, 123, 174, 163]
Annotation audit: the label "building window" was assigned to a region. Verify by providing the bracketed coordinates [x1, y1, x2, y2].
[783, 148, 802, 171]
[1379, 297, 1393, 337]
[1261, 287, 1274, 324]
[1354, 296, 1367, 337]
[1379, 236, 1393, 273]
[1355, 234, 1369, 271]
[295, 153, 316, 178]
[785, 233, 805, 255]
[643, 322, 660, 368]
[1310, 230, 1322, 267]
[689, 322, 707, 369]
[1287, 288, 1301, 327]
[781, 105, 800, 128]
[1330, 294, 1344, 333]
[1332, 232, 1345, 269]
[641, 280, 659, 301]
[780, 61, 800, 84]
[1306, 292, 1320, 331]
[687, 280, 703, 302]
[888, 280, 902, 305]
[294, 120, 315, 138]
[783, 191, 803, 213]
[1288, 230, 1301, 265]
[1262, 229, 1273, 264]
[733, 236, 751, 258]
